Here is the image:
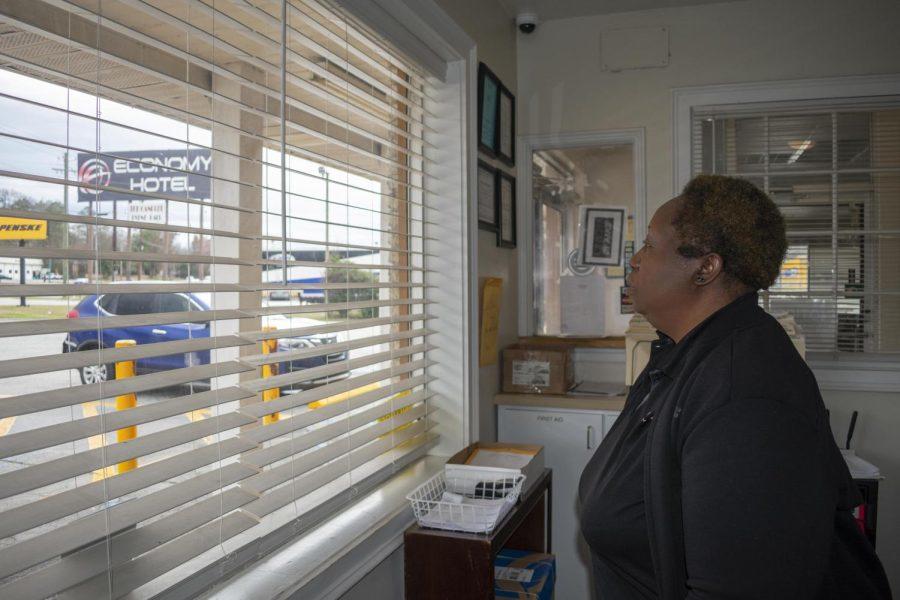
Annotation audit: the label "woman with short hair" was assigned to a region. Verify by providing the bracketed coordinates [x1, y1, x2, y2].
[578, 175, 891, 599]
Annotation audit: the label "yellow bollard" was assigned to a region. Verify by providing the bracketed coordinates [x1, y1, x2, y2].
[261, 326, 280, 425]
[114, 339, 138, 474]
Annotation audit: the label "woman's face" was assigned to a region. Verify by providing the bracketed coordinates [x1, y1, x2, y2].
[626, 198, 697, 325]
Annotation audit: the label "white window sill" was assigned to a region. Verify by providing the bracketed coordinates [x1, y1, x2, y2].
[808, 356, 900, 393]
[189, 455, 446, 600]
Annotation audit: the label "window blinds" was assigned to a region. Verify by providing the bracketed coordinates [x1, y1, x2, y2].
[0, 0, 436, 597]
[692, 101, 900, 356]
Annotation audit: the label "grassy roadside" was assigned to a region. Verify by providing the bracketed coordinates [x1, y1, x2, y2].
[0, 305, 69, 319]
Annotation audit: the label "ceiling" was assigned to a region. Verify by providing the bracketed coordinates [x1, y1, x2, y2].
[497, 0, 739, 21]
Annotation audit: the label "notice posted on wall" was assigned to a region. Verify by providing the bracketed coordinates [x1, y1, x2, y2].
[511, 360, 551, 387]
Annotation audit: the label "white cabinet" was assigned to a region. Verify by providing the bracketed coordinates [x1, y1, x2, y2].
[498, 404, 619, 600]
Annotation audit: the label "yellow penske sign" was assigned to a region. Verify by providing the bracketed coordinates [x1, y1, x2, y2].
[0, 217, 48, 240]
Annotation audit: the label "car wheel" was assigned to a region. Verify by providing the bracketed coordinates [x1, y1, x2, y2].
[78, 347, 115, 385]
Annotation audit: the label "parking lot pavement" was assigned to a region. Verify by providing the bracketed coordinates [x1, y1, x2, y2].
[0, 329, 246, 547]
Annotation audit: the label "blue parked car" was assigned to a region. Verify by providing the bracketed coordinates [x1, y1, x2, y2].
[63, 292, 349, 391]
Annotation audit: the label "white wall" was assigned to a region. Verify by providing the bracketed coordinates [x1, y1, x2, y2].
[517, 0, 900, 589]
[518, 0, 900, 205]
[436, 0, 518, 444]
[825, 391, 900, 588]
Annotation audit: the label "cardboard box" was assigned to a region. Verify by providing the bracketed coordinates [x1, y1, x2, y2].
[446, 442, 544, 497]
[495, 549, 556, 599]
[502, 344, 574, 395]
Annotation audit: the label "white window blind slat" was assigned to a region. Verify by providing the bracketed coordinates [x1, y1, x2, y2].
[0, 0, 436, 594]
[0, 362, 253, 418]
[57, 510, 261, 600]
[238, 342, 426, 392]
[243, 326, 431, 366]
[0, 386, 255, 459]
[0, 334, 250, 378]
[240, 360, 430, 419]
[0, 244, 255, 265]
[0, 309, 248, 337]
[250, 297, 428, 316]
[243, 424, 434, 520]
[241, 382, 431, 460]
[55, 432, 436, 600]
[0, 298, 428, 337]
[3, 314, 427, 377]
[1, 425, 435, 599]
[239, 400, 430, 493]
[0, 411, 255, 501]
[249, 311, 428, 341]
[0, 437, 258, 541]
[0, 206, 252, 240]
[0, 2, 428, 179]
[0, 460, 259, 581]
[0, 488, 259, 600]
[0, 54, 427, 198]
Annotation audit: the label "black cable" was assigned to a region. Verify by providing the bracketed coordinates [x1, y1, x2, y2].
[846, 410, 859, 450]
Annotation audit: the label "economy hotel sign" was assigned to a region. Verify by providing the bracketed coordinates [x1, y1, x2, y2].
[76, 149, 211, 202]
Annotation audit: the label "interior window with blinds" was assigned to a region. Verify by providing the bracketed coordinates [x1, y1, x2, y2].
[0, 0, 435, 597]
[692, 103, 900, 356]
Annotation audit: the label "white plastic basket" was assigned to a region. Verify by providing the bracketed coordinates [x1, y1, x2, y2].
[407, 470, 526, 534]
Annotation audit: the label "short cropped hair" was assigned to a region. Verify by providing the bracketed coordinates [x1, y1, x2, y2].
[673, 175, 787, 291]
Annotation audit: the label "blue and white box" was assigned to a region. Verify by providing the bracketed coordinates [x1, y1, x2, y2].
[494, 549, 555, 600]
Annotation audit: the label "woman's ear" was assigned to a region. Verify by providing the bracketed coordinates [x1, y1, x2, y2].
[693, 253, 724, 286]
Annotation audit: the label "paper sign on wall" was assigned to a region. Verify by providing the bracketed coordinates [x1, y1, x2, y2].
[479, 277, 503, 367]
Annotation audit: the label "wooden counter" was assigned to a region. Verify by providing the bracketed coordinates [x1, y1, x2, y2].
[494, 392, 626, 411]
[404, 469, 552, 600]
[517, 335, 625, 349]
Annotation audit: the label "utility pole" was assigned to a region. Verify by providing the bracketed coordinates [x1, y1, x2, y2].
[62, 151, 69, 282]
[18, 239, 25, 307]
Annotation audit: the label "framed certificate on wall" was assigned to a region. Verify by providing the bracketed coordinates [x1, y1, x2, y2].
[497, 84, 515, 165]
[497, 171, 516, 248]
[477, 160, 499, 231]
[477, 63, 500, 156]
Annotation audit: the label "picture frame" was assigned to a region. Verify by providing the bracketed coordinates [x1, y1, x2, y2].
[497, 171, 517, 248]
[477, 63, 501, 156]
[581, 206, 626, 266]
[497, 84, 515, 165]
[477, 160, 499, 231]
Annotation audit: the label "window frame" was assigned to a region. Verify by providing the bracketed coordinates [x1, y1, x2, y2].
[0, 1, 475, 597]
[516, 128, 648, 338]
[673, 74, 900, 391]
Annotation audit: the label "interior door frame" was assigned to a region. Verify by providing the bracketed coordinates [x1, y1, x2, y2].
[516, 128, 647, 337]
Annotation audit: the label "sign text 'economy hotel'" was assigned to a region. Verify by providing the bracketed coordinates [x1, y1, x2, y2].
[76, 149, 211, 202]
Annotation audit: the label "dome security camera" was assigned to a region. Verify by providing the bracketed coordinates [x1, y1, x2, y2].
[516, 13, 538, 34]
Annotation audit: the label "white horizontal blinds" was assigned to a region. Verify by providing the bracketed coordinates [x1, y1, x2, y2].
[0, 0, 435, 598]
[692, 102, 900, 355]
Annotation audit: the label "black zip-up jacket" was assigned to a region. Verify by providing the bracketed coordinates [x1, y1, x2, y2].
[595, 292, 891, 599]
